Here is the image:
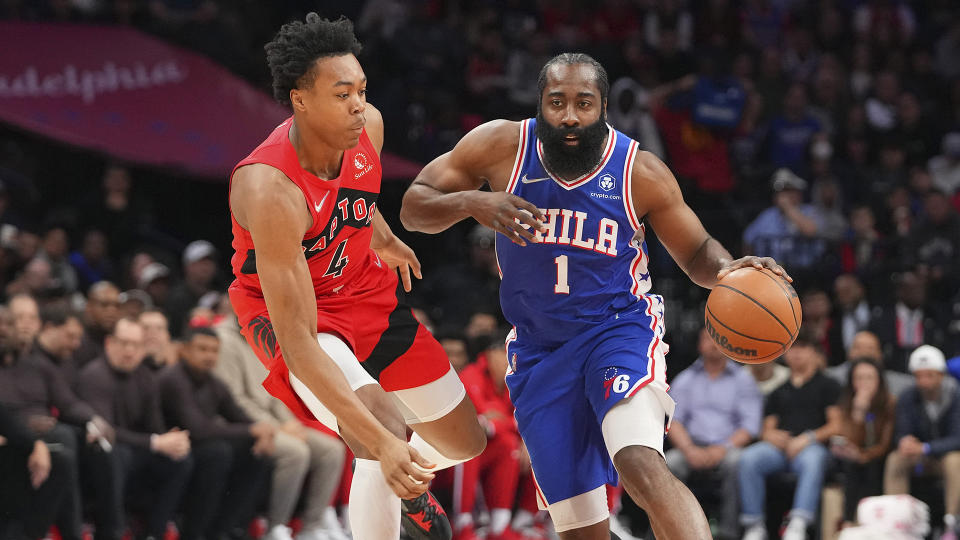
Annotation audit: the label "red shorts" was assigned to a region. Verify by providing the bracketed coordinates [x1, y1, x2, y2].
[228, 264, 450, 428]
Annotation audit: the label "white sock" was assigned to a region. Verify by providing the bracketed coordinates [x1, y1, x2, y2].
[454, 513, 473, 532]
[408, 432, 469, 471]
[349, 459, 400, 540]
[490, 509, 512, 534]
[512, 509, 534, 530]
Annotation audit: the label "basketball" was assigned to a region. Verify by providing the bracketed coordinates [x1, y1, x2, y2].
[704, 267, 802, 364]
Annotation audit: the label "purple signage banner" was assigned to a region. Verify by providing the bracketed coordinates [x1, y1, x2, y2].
[0, 22, 422, 180]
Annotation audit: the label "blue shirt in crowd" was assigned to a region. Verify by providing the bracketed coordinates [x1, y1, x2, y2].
[669, 358, 763, 446]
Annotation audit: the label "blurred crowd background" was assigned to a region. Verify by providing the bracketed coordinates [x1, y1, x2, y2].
[1, 0, 960, 539]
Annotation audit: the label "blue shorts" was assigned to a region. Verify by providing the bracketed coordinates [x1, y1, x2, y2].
[505, 298, 670, 505]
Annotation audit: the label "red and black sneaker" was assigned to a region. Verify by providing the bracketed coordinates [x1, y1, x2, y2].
[401, 491, 452, 540]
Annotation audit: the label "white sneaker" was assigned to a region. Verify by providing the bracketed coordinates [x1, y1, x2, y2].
[781, 518, 807, 540]
[265, 524, 296, 540]
[742, 523, 767, 540]
[609, 513, 640, 540]
[296, 526, 332, 540]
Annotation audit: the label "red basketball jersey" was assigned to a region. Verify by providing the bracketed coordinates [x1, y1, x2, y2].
[229, 116, 385, 298]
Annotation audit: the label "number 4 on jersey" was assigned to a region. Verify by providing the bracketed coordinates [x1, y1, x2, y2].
[324, 240, 349, 277]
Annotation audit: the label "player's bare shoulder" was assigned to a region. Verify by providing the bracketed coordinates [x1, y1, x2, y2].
[231, 163, 311, 233]
[452, 119, 523, 191]
[629, 149, 683, 218]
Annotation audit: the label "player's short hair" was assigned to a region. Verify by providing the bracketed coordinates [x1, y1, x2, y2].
[537, 53, 609, 108]
[265, 13, 363, 107]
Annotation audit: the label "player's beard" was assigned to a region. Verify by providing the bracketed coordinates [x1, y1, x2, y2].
[535, 110, 608, 180]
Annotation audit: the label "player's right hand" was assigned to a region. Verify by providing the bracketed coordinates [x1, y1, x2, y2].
[375, 437, 436, 499]
[468, 192, 545, 246]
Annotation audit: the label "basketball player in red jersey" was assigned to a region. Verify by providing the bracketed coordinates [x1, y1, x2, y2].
[227, 14, 486, 540]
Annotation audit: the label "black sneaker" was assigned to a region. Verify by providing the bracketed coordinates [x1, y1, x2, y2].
[400, 491, 452, 540]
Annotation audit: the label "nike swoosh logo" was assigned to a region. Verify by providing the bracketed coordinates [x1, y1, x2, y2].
[314, 192, 329, 213]
[521, 174, 551, 184]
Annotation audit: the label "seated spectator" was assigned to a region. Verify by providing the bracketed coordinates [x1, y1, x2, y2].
[928, 132, 960, 197]
[825, 330, 914, 398]
[870, 271, 948, 372]
[0, 296, 115, 540]
[77, 317, 192, 540]
[31, 303, 84, 389]
[830, 359, 896, 528]
[832, 275, 873, 361]
[437, 329, 471, 373]
[905, 190, 960, 300]
[213, 309, 347, 540]
[138, 309, 177, 371]
[0, 386, 74, 540]
[667, 328, 762, 540]
[453, 333, 526, 540]
[159, 327, 273, 540]
[75, 281, 122, 366]
[9, 293, 41, 355]
[36, 225, 78, 296]
[69, 229, 114, 292]
[765, 83, 822, 172]
[165, 240, 218, 338]
[742, 169, 825, 272]
[884, 345, 960, 538]
[739, 335, 842, 540]
[748, 360, 790, 397]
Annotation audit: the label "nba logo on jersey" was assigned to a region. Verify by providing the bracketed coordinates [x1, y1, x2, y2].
[598, 174, 616, 192]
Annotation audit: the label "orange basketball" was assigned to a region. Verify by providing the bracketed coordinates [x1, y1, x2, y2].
[704, 267, 802, 364]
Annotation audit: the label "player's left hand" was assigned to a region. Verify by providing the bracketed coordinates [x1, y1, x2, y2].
[374, 236, 423, 293]
[717, 256, 792, 283]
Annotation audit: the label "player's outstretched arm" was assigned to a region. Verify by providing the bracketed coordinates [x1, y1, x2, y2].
[634, 151, 791, 288]
[231, 164, 433, 496]
[400, 120, 544, 245]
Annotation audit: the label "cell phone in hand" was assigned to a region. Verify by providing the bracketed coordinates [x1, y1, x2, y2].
[86, 421, 112, 452]
[829, 435, 848, 447]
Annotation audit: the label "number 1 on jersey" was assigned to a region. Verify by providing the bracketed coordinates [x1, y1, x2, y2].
[554, 255, 570, 294]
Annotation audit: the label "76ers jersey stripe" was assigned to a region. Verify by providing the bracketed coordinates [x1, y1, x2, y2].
[496, 119, 660, 348]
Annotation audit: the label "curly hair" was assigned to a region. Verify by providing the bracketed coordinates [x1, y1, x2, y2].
[264, 13, 363, 107]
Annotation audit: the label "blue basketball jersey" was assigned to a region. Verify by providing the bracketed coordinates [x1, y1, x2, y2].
[496, 118, 659, 348]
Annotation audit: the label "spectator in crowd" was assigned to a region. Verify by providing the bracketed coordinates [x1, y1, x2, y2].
[9, 293, 41, 355]
[666, 328, 763, 540]
[5, 257, 56, 301]
[839, 205, 890, 288]
[158, 326, 273, 540]
[75, 281, 122, 366]
[884, 345, 960, 539]
[69, 229, 114, 292]
[139, 309, 177, 371]
[453, 333, 526, 540]
[0, 298, 115, 540]
[37, 225, 78, 295]
[0, 401, 71, 540]
[165, 240, 218, 338]
[138, 261, 171, 309]
[748, 359, 791, 397]
[809, 177, 847, 243]
[928, 132, 960, 196]
[765, 82, 822, 172]
[739, 335, 842, 540]
[830, 358, 896, 528]
[833, 274, 873, 360]
[118, 289, 152, 319]
[411, 225, 502, 330]
[870, 271, 947, 372]
[76, 317, 192, 540]
[800, 289, 839, 365]
[437, 330, 471, 373]
[213, 308, 347, 540]
[826, 330, 914, 398]
[31, 303, 84, 389]
[905, 190, 960, 300]
[742, 169, 823, 272]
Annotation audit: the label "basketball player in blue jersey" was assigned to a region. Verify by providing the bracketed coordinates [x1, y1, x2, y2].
[400, 53, 791, 539]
